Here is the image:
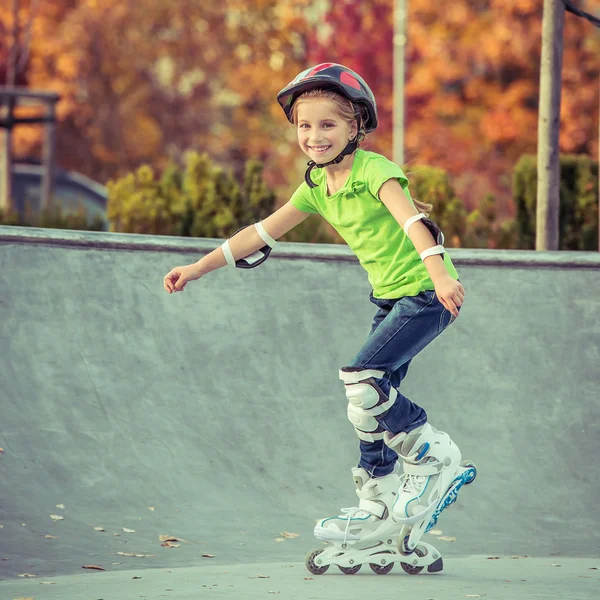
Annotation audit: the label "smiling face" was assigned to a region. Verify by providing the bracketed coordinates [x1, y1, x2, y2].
[295, 98, 358, 163]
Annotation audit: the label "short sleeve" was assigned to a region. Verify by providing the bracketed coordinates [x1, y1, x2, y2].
[364, 154, 410, 201]
[290, 182, 319, 214]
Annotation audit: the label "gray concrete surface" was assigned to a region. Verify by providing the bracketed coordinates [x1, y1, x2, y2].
[0, 558, 599, 600]
[1, 226, 599, 598]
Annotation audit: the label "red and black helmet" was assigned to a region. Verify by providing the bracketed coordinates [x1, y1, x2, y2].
[276, 63, 378, 132]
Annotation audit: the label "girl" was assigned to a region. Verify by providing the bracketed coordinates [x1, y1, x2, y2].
[164, 63, 469, 565]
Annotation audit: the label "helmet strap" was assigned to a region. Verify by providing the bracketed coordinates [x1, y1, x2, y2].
[304, 137, 359, 189]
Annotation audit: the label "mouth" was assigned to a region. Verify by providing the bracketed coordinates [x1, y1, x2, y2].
[308, 145, 332, 155]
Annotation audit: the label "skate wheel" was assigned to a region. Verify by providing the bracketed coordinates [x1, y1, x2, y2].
[461, 460, 477, 484]
[370, 561, 394, 575]
[338, 563, 361, 575]
[400, 546, 425, 575]
[305, 548, 329, 575]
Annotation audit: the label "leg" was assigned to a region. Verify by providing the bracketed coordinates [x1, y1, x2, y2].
[343, 290, 450, 476]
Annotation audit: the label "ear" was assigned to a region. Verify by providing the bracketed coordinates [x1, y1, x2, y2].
[349, 120, 358, 141]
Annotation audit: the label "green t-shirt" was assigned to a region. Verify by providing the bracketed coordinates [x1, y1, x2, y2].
[290, 149, 459, 299]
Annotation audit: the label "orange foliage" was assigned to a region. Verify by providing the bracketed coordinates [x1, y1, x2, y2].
[2, 0, 600, 218]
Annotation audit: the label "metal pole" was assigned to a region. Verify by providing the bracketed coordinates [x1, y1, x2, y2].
[41, 101, 56, 211]
[0, 0, 19, 213]
[536, 0, 565, 251]
[393, 0, 408, 166]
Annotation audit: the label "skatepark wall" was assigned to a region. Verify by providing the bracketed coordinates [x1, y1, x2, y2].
[1, 226, 599, 576]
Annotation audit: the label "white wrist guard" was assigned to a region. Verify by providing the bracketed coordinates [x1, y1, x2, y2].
[221, 222, 277, 269]
[403, 213, 446, 262]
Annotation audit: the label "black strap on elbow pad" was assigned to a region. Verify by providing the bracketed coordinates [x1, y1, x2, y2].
[227, 225, 274, 269]
[421, 217, 445, 246]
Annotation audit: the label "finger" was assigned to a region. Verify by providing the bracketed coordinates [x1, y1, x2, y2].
[445, 297, 458, 317]
[163, 280, 172, 293]
[174, 277, 186, 291]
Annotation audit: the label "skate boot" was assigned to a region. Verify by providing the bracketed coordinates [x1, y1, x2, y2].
[305, 467, 445, 575]
[386, 423, 477, 556]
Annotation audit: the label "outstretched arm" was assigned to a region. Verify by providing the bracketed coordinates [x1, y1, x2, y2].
[163, 202, 310, 293]
[378, 178, 464, 316]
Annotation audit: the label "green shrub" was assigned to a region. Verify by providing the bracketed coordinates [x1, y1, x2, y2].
[0, 204, 105, 231]
[513, 154, 599, 250]
[107, 152, 276, 238]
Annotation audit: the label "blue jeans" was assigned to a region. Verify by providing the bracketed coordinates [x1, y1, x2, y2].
[346, 289, 458, 477]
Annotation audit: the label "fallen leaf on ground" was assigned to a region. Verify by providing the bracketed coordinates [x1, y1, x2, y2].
[487, 556, 501, 560]
[49, 515, 64, 522]
[429, 529, 443, 535]
[116, 552, 154, 558]
[132, 576, 142, 579]
[12, 597, 33, 600]
[158, 534, 189, 544]
[93, 527, 105, 532]
[17, 573, 36, 578]
[439, 536, 456, 542]
[304, 577, 314, 580]
[202, 554, 215, 558]
[82, 565, 105, 571]
[249, 574, 270, 579]
[44, 535, 59, 539]
[274, 537, 285, 543]
[268, 592, 280, 595]
[511, 555, 528, 559]
[280, 531, 300, 539]
[122, 528, 136, 533]
[589, 567, 598, 570]
[148, 507, 155, 511]
[161, 542, 180, 548]
[40, 581, 56, 585]
[56, 504, 65, 510]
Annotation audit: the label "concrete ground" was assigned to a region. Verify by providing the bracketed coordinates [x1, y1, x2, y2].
[1, 557, 599, 600]
[1, 227, 599, 600]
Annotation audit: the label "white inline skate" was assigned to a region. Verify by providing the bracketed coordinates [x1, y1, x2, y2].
[386, 422, 477, 557]
[305, 466, 446, 575]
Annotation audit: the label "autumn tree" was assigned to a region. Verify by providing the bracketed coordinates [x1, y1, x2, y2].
[307, 0, 600, 217]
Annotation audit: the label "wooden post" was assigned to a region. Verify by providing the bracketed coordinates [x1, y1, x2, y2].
[393, 0, 408, 167]
[536, 0, 565, 251]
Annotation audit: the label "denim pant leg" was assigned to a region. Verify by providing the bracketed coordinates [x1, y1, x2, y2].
[346, 290, 450, 477]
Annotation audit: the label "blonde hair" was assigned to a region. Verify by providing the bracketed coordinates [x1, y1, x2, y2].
[291, 89, 432, 215]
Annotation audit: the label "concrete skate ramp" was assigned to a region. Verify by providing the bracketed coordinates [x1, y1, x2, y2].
[0, 226, 599, 579]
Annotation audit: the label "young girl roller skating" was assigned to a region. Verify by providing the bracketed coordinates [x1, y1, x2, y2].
[164, 63, 476, 575]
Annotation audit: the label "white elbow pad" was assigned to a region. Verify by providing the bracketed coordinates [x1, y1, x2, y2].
[403, 213, 446, 262]
[221, 222, 277, 269]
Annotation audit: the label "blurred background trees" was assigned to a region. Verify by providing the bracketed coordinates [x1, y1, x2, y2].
[1, 0, 599, 249]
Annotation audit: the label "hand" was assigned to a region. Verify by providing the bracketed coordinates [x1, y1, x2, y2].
[433, 276, 464, 317]
[163, 263, 203, 294]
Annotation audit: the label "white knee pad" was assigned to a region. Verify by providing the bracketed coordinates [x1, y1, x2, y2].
[339, 368, 398, 443]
